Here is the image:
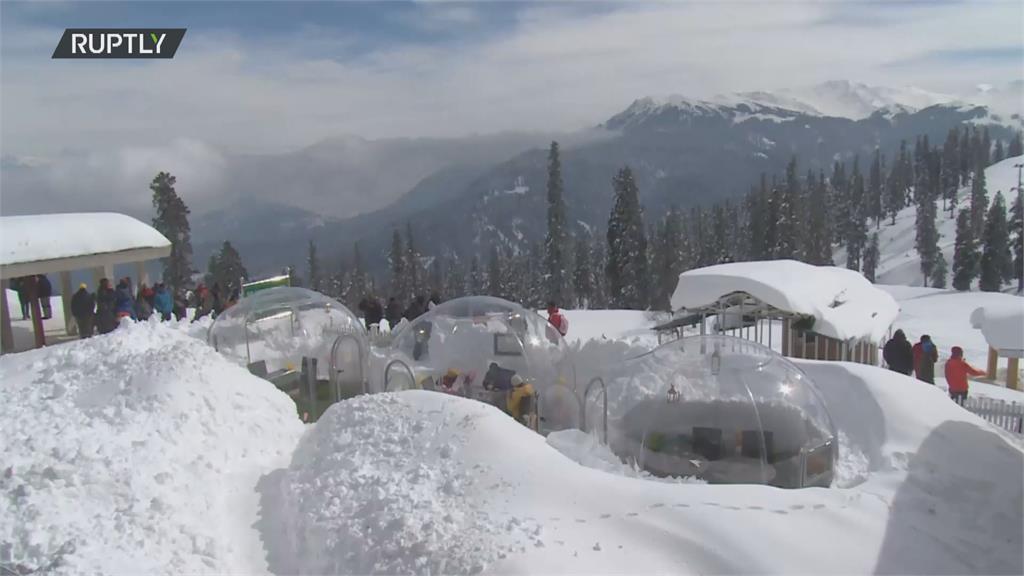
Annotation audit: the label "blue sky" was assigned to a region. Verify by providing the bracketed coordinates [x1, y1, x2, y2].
[1, 0, 1021, 157]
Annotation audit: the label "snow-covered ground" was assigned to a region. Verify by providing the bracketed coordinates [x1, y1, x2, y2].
[835, 154, 1023, 288]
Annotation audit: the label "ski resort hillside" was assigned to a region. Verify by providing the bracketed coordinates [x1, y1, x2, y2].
[835, 154, 1023, 288]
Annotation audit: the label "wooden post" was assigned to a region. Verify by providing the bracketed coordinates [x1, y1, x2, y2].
[25, 276, 45, 348]
[782, 319, 790, 357]
[987, 347, 999, 380]
[0, 278, 13, 353]
[1008, 357, 1020, 391]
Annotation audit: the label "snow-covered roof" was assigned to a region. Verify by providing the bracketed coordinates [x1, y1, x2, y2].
[670, 260, 900, 343]
[970, 300, 1024, 356]
[0, 212, 171, 276]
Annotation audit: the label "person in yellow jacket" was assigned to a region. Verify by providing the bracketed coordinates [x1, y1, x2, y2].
[508, 377, 537, 429]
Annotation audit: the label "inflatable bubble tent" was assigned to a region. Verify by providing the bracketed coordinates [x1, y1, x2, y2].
[208, 287, 368, 418]
[384, 296, 579, 432]
[582, 335, 836, 488]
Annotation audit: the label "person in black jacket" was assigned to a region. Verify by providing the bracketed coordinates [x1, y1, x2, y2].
[385, 297, 403, 330]
[70, 283, 96, 338]
[11, 277, 29, 319]
[95, 278, 117, 335]
[37, 274, 53, 320]
[404, 294, 426, 322]
[362, 295, 384, 329]
[882, 329, 914, 375]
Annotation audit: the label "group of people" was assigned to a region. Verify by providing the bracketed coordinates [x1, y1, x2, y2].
[190, 282, 239, 322]
[70, 278, 178, 338]
[9, 275, 54, 320]
[883, 329, 986, 405]
[357, 292, 444, 331]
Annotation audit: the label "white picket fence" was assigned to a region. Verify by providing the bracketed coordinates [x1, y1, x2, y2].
[961, 397, 1024, 435]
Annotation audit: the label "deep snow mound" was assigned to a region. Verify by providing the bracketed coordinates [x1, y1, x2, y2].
[266, 391, 544, 575]
[0, 320, 304, 575]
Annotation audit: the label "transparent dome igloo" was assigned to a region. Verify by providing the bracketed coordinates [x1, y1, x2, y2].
[384, 296, 578, 432]
[208, 287, 368, 419]
[582, 335, 836, 488]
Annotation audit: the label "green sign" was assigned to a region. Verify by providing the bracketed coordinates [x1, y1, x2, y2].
[242, 274, 290, 297]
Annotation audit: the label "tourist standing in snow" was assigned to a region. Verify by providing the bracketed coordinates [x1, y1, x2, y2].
[363, 296, 384, 329]
[193, 284, 213, 321]
[211, 283, 224, 317]
[385, 297, 402, 329]
[912, 334, 939, 384]
[428, 291, 441, 310]
[114, 278, 135, 321]
[135, 284, 153, 321]
[153, 284, 173, 321]
[37, 274, 53, 320]
[405, 295, 426, 321]
[70, 283, 95, 338]
[95, 278, 117, 334]
[944, 346, 985, 405]
[546, 301, 569, 337]
[882, 329, 914, 375]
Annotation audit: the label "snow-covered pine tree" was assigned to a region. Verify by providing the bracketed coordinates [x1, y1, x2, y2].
[931, 252, 948, 289]
[330, 254, 348, 301]
[845, 159, 868, 270]
[306, 239, 322, 292]
[1009, 130, 1023, 158]
[897, 140, 913, 206]
[444, 255, 464, 300]
[606, 166, 649, 309]
[981, 127, 992, 167]
[959, 126, 972, 186]
[952, 209, 979, 291]
[862, 232, 880, 283]
[868, 148, 883, 228]
[829, 161, 847, 245]
[486, 244, 504, 299]
[747, 176, 769, 260]
[652, 208, 685, 310]
[915, 193, 939, 286]
[150, 171, 194, 292]
[1011, 192, 1024, 292]
[544, 141, 571, 305]
[590, 235, 610, 308]
[970, 159, 989, 239]
[993, 140, 1005, 164]
[346, 242, 369, 307]
[572, 236, 594, 308]
[774, 156, 802, 259]
[467, 256, 484, 295]
[884, 157, 904, 225]
[942, 128, 959, 216]
[287, 264, 302, 288]
[389, 229, 406, 301]
[979, 192, 1012, 292]
[804, 171, 832, 265]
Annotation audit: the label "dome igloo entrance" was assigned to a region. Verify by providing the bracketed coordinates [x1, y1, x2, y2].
[384, 296, 578, 433]
[208, 287, 368, 421]
[583, 335, 836, 488]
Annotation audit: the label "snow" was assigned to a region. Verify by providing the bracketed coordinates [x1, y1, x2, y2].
[838, 155, 1023, 288]
[0, 319, 304, 574]
[5, 289, 68, 352]
[0, 213, 170, 266]
[970, 300, 1024, 354]
[671, 260, 900, 343]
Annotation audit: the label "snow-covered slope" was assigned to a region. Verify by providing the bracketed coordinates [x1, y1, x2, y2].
[836, 154, 1024, 288]
[0, 320, 305, 574]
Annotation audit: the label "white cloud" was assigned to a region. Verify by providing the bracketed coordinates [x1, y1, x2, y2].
[1, 0, 1021, 161]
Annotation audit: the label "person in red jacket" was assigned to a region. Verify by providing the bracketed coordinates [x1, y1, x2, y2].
[912, 335, 938, 384]
[546, 301, 568, 337]
[944, 346, 985, 405]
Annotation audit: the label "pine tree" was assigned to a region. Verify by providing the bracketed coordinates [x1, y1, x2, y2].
[970, 160, 989, 239]
[150, 172, 194, 292]
[993, 140, 1005, 164]
[487, 245, 504, 299]
[981, 127, 992, 167]
[862, 233, 880, 283]
[389, 229, 406, 301]
[774, 156, 801, 259]
[206, 241, 247, 295]
[959, 126, 972, 186]
[348, 242, 368, 307]
[829, 162, 847, 244]
[330, 255, 348, 301]
[804, 171, 832, 265]
[306, 239, 322, 292]
[1010, 192, 1023, 292]
[467, 256, 484, 295]
[1009, 130, 1023, 158]
[405, 222, 421, 299]
[952, 210, 979, 291]
[845, 160, 867, 270]
[915, 193, 939, 286]
[543, 141, 571, 305]
[287, 265, 302, 288]
[868, 148, 883, 228]
[444, 256, 464, 300]
[606, 166, 649, 309]
[572, 236, 594, 308]
[931, 252, 948, 289]
[652, 208, 685, 310]
[942, 128, 959, 217]
[884, 158, 904, 225]
[979, 192, 1012, 291]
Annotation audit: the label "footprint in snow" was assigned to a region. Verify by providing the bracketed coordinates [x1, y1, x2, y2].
[789, 504, 805, 511]
[600, 513, 612, 519]
[747, 506, 764, 510]
[772, 510, 788, 515]
[673, 503, 690, 508]
[575, 519, 587, 524]
[625, 512, 639, 517]
[812, 504, 826, 510]
[725, 505, 742, 510]
[649, 503, 665, 509]
[703, 502, 720, 507]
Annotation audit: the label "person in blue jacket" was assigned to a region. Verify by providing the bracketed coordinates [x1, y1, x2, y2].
[114, 278, 136, 321]
[153, 283, 173, 321]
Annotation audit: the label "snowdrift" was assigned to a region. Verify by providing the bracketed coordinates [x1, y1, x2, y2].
[0, 320, 304, 574]
[266, 367, 1022, 575]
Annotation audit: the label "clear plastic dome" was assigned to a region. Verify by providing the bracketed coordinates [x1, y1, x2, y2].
[208, 287, 368, 419]
[384, 296, 578, 432]
[583, 335, 836, 488]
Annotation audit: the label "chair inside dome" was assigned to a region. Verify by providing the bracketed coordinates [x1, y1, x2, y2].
[583, 335, 836, 488]
[208, 287, 368, 421]
[384, 296, 579, 433]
